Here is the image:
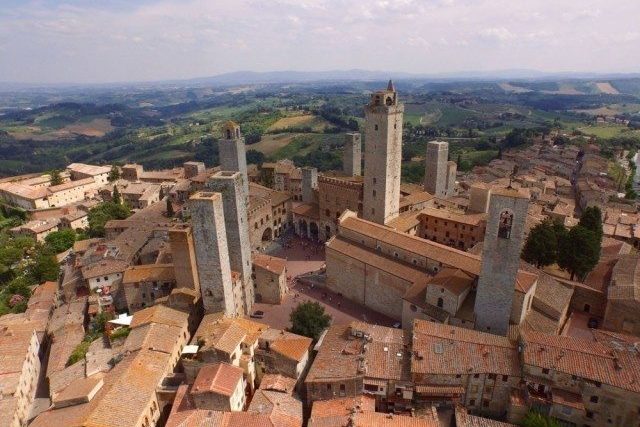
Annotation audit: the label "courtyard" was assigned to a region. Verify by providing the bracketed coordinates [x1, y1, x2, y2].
[250, 232, 396, 331]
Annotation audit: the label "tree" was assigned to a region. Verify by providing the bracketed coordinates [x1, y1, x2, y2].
[108, 165, 120, 182]
[88, 202, 131, 237]
[521, 410, 561, 427]
[245, 131, 262, 145]
[30, 250, 60, 283]
[289, 301, 331, 341]
[166, 198, 174, 217]
[112, 185, 121, 205]
[44, 229, 76, 254]
[521, 219, 559, 268]
[246, 149, 265, 166]
[578, 206, 603, 244]
[456, 153, 462, 166]
[557, 225, 600, 280]
[49, 169, 64, 186]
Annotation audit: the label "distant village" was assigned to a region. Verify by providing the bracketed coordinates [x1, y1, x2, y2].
[1, 82, 640, 427]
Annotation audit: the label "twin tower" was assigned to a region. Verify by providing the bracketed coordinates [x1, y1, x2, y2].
[189, 121, 253, 317]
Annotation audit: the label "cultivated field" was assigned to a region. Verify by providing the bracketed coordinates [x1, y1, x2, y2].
[266, 113, 330, 132]
[595, 82, 620, 94]
[248, 133, 303, 156]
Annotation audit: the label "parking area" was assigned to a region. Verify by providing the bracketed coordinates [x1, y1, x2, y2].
[250, 234, 396, 330]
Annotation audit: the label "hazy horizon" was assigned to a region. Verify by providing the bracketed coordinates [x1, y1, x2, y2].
[1, 0, 639, 84]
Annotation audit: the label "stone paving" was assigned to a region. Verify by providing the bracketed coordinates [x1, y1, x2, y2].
[250, 233, 396, 331]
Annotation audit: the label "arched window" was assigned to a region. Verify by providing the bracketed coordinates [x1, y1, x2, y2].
[498, 211, 513, 239]
[386, 96, 393, 106]
[235, 128, 240, 138]
[226, 129, 231, 139]
[437, 297, 444, 308]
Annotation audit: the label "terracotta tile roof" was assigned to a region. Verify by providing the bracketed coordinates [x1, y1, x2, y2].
[387, 210, 422, 233]
[192, 362, 243, 397]
[194, 314, 268, 354]
[454, 405, 516, 426]
[305, 324, 363, 383]
[521, 329, 640, 393]
[427, 267, 474, 296]
[258, 374, 297, 394]
[49, 360, 86, 397]
[253, 253, 287, 275]
[608, 254, 640, 302]
[270, 337, 312, 362]
[365, 341, 410, 381]
[124, 322, 184, 354]
[49, 177, 95, 193]
[84, 349, 171, 427]
[46, 324, 86, 377]
[351, 412, 440, 427]
[67, 163, 111, 176]
[53, 375, 104, 408]
[167, 408, 287, 427]
[247, 389, 303, 423]
[293, 202, 320, 219]
[515, 270, 538, 293]
[418, 207, 486, 226]
[122, 264, 175, 284]
[340, 216, 482, 276]
[310, 396, 376, 419]
[411, 320, 520, 377]
[129, 304, 188, 330]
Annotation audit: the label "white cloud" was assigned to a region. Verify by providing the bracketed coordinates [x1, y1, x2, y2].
[478, 27, 515, 42]
[0, 0, 638, 83]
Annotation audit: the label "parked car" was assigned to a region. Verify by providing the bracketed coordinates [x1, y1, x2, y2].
[588, 317, 599, 329]
[251, 310, 265, 319]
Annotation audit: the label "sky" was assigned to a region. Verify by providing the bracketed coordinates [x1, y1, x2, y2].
[0, 0, 639, 84]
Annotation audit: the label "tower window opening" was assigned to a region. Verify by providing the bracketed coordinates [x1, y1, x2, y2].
[226, 129, 231, 139]
[498, 211, 513, 239]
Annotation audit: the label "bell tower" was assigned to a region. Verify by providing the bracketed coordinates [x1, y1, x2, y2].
[474, 187, 530, 336]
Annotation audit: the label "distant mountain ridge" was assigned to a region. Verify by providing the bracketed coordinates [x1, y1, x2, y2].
[2, 69, 640, 90]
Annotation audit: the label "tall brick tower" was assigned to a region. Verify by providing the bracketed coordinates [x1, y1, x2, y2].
[343, 132, 362, 176]
[302, 167, 318, 203]
[363, 80, 404, 225]
[424, 140, 449, 197]
[474, 187, 530, 335]
[218, 121, 249, 199]
[189, 191, 236, 316]
[206, 171, 253, 314]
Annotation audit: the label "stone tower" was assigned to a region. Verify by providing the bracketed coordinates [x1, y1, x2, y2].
[206, 171, 253, 314]
[446, 161, 457, 197]
[343, 132, 362, 176]
[168, 225, 200, 293]
[363, 80, 404, 225]
[474, 187, 530, 335]
[424, 140, 449, 197]
[189, 191, 236, 316]
[218, 121, 249, 198]
[302, 167, 318, 203]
